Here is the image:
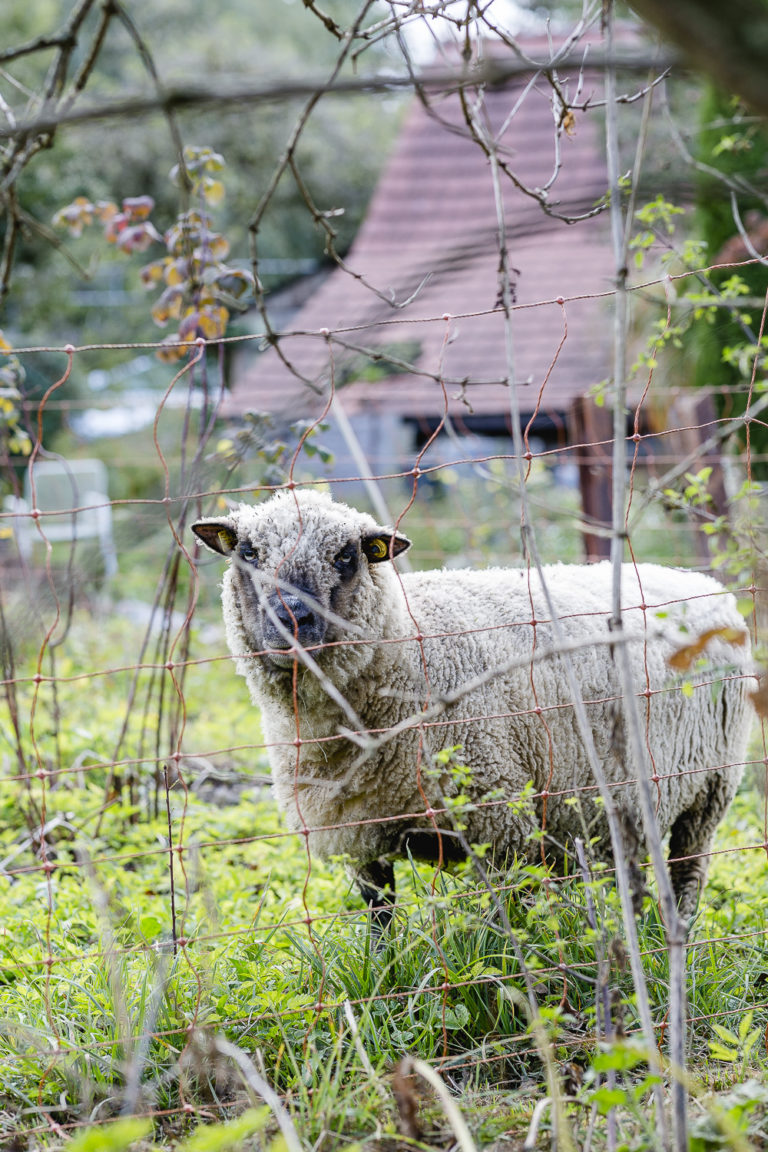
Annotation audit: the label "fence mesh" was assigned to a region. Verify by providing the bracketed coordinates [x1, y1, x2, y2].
[1, 4, 767, 1150]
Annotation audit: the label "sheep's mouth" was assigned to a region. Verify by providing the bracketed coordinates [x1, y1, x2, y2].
[260, 618, 328, 672]
[262, 646, 302, 672]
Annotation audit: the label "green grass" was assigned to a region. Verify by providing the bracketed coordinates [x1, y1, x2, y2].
[1, 755, 768, 1149]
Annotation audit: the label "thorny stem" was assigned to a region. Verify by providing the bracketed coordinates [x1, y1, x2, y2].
[605, 7, 685, 1150]
[484, 143, 580, 1150]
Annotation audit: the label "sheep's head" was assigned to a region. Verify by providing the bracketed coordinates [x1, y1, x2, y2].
[192, 490, 410, 676]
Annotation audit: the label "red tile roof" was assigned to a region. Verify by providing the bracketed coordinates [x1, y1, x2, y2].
[226, 39, 619, 425]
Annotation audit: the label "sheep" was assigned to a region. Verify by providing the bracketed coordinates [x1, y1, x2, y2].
[192, 488, 753, 925]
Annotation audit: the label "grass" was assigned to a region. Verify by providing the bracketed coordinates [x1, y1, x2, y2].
[1, 749, 768, 1149]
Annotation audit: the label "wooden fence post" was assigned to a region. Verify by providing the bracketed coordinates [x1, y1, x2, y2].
[569, 394, 614, 562]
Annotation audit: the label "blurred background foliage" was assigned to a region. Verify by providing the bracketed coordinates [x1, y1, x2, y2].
[2, 0, 402, 347]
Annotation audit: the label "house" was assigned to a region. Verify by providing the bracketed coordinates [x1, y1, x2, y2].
[225, 37, 628, 554]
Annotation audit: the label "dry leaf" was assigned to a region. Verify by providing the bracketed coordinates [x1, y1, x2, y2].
[750, 676, 768, 719]
[667, 626, 748, 672]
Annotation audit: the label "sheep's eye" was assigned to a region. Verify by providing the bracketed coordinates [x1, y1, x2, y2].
[333, 544, 357, 573]
[239, 543, 258, 564]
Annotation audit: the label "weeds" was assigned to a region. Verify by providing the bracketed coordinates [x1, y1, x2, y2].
[0, 763, 767, 1148]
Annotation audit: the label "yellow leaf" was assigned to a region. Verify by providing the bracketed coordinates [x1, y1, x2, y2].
[203, 178, 225, 206]
[750, 676, 768, 719]
[140, 260, 166, 288]
[122, 195, 154, 221]
[151, 286, 184, 326]
[156, 336, 189, 363]
[194, 233, 229, 261]
[164, 258, 188, 287]
[94, 200, 118, 222]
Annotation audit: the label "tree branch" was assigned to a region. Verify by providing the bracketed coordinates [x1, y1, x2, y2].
[0, 50, 678, 143]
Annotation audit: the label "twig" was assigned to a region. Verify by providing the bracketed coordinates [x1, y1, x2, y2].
[0, 51, 680, 143]
[730, 190, 768, 268]
[110, 2, 191, 196]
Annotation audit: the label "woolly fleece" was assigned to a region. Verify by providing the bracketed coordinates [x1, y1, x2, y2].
[195, 489, 753, 917]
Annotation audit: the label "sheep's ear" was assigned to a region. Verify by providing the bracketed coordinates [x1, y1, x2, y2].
[192, 519, 238, 557]
[362, 531, 411, 564]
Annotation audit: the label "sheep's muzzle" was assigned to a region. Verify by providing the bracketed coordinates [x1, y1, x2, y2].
[261, 588, 327, 671]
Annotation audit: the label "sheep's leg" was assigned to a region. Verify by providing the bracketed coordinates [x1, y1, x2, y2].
[357, 859, 395, 933]
[400, 828, 467, 864]
[617, 808, 648, 916]
[667, 824, 711, 923]
[667, 773, 739, 922]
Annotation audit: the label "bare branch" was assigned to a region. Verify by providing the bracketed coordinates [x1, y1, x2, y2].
[0, 50, 678, 144]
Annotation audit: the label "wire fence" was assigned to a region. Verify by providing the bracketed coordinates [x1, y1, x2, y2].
[1, 280, 765, 1149]
[1, 4, 768, 1151]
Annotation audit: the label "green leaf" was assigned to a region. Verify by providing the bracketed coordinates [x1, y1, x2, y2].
[592, 1043, 650, 1073]
[68, 1118, 153, 1152]
[175, 1108, 269, 1152]
[444, 1003, 471, 1031]
[592, 1085, 627, 1115]
[742, 1027, 762, 1060]
[712, 1022, 740, 1046]
[738, 1011, 755, 1043]
[139, 914, 164, 940]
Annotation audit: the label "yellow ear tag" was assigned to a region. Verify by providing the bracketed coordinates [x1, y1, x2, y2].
[218, 529, 235, 554]
[370, 537, 388, 559]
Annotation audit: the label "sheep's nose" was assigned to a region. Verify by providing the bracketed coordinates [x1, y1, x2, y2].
[268, 593, 315, 635]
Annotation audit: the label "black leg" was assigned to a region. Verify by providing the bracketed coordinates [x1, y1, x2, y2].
[400, 828, 467, 865]
[357, 858, 395, 933]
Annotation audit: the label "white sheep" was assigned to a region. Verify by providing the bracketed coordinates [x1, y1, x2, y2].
[192, 489, 752, 923]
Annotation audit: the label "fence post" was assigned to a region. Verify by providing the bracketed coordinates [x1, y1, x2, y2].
[569, 394, 613, 562]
